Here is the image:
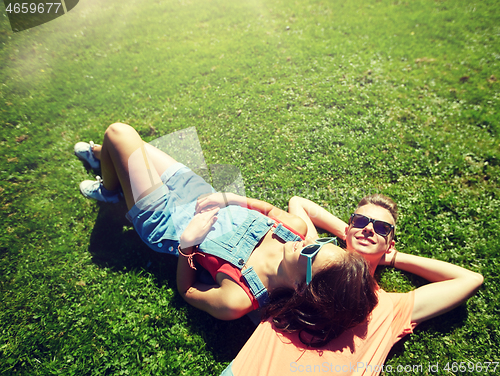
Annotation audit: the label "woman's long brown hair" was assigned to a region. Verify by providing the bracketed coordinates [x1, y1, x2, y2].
[263, 251, 378, 347]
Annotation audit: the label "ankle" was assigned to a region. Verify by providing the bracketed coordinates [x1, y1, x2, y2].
[102, 183, 119, 194]
[92, 145, 102, 160]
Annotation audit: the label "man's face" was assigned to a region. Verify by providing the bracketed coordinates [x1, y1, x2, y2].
[345, 204, 395, 262]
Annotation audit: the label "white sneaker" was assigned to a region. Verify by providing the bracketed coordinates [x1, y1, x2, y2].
[79, 176, 120, 203]
[74, 141, 100, 170]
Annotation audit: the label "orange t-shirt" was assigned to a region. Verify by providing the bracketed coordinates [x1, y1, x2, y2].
[229, 289, 416, 376]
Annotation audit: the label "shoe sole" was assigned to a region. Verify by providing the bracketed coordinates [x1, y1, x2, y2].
[78, 186, 120, 204]
[79, 180, 122, 204]
[74, 151, 101, 171]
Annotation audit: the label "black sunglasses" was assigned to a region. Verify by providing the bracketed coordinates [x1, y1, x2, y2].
[349, 213, 394, 237]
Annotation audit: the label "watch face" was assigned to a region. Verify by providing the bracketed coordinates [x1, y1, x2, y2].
[5, 0, 80, 33]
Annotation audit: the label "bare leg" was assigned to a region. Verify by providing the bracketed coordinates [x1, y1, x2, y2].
[93, 136, 177, 182]
[96, 123, 178, 210]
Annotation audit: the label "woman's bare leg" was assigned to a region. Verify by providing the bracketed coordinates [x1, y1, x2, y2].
[93, 135, 177, 184]
[96, 123, 178, 210]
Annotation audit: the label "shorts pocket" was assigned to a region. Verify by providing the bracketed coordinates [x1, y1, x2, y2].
[135, 210, 178, 245]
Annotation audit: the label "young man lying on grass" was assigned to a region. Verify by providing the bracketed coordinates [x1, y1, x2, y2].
[221, 194, 483, 376]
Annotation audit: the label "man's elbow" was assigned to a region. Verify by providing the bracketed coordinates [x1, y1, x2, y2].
[471, 272, 484, 290]
[463, 271, 484, 299]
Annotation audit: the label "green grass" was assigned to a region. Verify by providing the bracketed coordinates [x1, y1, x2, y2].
[1, 0, 499, 374]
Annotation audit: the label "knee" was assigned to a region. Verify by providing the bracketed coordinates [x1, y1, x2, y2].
[104, 122, 136, 141]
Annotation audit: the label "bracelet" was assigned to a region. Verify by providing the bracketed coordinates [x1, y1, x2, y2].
[390, 250, 398, 268]
[178, 245, 204, 270]
[222, 192, 228, 207]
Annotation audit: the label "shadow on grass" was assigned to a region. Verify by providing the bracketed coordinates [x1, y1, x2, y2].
[86, 201, 255, 361]
[87, 200, 162, 273]
[182, 303, 256, 362]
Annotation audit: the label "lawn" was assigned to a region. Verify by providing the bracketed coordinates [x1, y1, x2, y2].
[1, 0, 499, 374]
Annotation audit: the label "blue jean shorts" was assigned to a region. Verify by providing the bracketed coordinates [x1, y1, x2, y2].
[126, 162, 214, 255]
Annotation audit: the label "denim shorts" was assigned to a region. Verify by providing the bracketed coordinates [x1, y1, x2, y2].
[126, 162, 214, 255]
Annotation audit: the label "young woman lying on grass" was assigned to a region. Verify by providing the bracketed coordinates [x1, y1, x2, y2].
[221, 195, 484, 376]
[74, 123, 377, 337]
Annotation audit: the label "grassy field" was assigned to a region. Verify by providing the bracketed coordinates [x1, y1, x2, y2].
[1, 0, 499, 374]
